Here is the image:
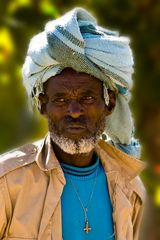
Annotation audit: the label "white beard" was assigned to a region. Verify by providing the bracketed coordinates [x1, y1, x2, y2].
[50, 132, 102, 155]
[48, 113, 106, 155]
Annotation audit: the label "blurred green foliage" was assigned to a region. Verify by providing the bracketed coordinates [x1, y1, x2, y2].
[0, 0, 160, 210]
[0, 0, 60, 151]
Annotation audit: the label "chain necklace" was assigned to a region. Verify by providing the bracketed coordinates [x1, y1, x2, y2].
[67, 166, 99, 234]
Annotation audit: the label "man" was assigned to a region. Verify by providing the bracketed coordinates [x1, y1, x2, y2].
[0, 8, 145, 240]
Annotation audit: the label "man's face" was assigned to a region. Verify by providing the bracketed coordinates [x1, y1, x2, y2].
[40, 68, 115, 154]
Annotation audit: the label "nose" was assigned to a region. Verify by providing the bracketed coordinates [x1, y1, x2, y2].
[67, 100, 83, 119]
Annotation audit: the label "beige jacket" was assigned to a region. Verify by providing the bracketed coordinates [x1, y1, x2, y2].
[0, 135, 146, 240]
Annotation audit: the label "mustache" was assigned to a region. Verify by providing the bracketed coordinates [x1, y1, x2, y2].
[63, 116, 87, 125]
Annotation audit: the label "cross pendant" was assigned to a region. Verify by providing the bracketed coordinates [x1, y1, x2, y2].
[84, 220, 91, 234]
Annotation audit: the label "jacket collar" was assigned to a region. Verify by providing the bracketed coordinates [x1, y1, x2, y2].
[95, 140, 146, 181]
[35, 133, 62, 171]
[35, 133, 146, 181]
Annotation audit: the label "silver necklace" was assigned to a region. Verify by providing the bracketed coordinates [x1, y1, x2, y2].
[67, 166, 99, 234]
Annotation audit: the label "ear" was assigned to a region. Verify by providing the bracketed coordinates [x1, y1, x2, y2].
[38, 93, 48, 115]
[105, 90, 116, 116]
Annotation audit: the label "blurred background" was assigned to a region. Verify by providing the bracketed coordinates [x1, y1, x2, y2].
[0, 0, 159, 239]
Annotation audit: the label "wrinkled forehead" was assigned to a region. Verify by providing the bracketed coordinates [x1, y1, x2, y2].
[43, 68, 103, 96]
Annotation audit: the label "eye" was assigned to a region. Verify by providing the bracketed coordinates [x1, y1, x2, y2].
[56, 98, 65, 102]
[81, 96, 95, 103]
[52, 98, 66, 104]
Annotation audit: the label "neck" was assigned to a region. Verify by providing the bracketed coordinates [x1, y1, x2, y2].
[51, 141, 94, 167]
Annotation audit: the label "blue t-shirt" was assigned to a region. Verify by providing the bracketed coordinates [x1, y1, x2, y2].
[61, 155, 115, 240]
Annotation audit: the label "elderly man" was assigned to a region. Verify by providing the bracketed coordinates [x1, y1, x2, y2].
[0, 8, 145, 240]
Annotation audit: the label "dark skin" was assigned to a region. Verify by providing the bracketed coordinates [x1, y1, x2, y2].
[39, 68, 116, 167]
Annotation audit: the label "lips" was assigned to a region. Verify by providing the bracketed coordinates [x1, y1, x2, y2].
[66, 124, 86, 128]
[65, 124, 86, 134]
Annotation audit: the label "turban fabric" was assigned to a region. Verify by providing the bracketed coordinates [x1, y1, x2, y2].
[22, 8, 134, 145]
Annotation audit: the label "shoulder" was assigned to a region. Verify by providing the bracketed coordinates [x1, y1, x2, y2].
[0, 139, 43, 178]
[96, 139, 146, 202]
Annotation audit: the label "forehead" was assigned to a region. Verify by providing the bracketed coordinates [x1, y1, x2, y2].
[44, 68, 103, 95]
